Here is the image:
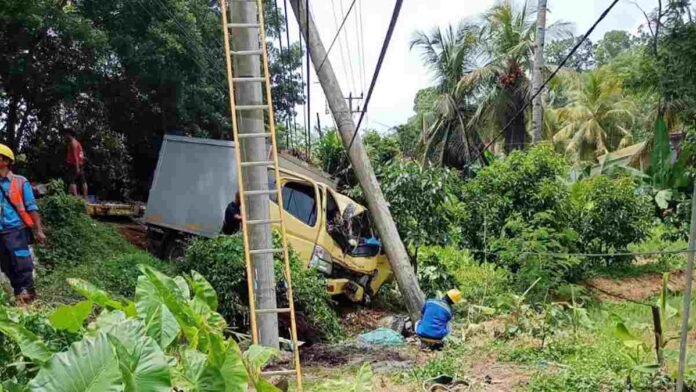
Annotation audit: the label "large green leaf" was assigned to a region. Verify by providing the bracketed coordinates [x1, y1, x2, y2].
[67, 279, 124, 310]
[254, 379, 282, 392]
[49, 301, 92, 333]
[0, 307, 53, 363]
[187, 271, 218, 311]
[135, 276, 180, 349]
[110, 335, 171, 392]
[219, 340, 248, 392]
[29, 332, 123, 392]
[173, 349, 226, 392]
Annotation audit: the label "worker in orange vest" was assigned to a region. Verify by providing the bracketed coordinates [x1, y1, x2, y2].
[0, 144, 46, 305]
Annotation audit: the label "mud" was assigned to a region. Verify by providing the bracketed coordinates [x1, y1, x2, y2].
[115, 222, 148, 250]
[586, 269, 696, 302]
[300, 341, 414, 369]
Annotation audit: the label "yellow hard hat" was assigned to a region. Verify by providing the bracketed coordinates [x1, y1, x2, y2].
[447, 289, 462, 304]
[0, 144, 15, 162]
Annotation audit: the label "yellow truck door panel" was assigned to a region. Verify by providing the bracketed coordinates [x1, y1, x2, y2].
[269, 179, 321, 266]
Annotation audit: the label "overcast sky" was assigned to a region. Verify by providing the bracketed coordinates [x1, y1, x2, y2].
[284, 0, 657, 134]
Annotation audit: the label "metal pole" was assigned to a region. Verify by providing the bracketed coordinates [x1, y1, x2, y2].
[677, 184, 696, 391]
[229, 0, 280, 349]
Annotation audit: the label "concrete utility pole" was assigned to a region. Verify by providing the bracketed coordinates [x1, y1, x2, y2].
[229, 0, 279, 348]
[676, 185, 696, 391]
[288, 0, 425, 321]
[531, 0, 547, 143]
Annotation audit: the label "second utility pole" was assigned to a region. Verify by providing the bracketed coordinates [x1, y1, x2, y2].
[531, 0, 547, 143]
[289, 0, 424, 321]
[228, 0, 280, 349]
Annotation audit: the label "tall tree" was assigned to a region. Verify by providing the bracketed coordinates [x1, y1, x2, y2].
[545, 36, 596, 71]
[594, 30, 635, 66]
[410, 23, 484, 167]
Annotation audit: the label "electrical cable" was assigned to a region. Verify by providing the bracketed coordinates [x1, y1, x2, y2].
[465, 248, 694, 258]
[316, 0, 357, 73]
[473, 0, 621, 163]
[357, 0, 367, 94]
[329, 0, 353, 93]
[354, 0, 365, 93]
[339, 0, 358, 94]
[282, 0, 297, 148]
[347, 0, 404, 151]
[298, 14, 308, 149]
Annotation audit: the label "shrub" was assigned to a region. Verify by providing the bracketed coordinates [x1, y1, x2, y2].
[36, 188, 132, 268]
[456, 143, 570, 252]
[491, 212, 583, 297]
[570, 176, 652, 259]
[417, 246, 509, 303]
[179, 234, 342, 341]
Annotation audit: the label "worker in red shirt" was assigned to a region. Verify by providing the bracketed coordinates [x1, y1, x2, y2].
[63, 128, 88, 198]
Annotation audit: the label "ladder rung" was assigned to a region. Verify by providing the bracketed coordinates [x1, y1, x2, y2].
[241, 160, 274, 168]
[228, 23, 261, 28]
[236, 104, 269, 111]
[247, 218, 281, 226]
[232, 77, 265, 83]
[244, 189, 278, 196]
[262, 369, 297, 377]
[250, 248, 283, 255]
[238, 132, 272, 139]
[256, 307, 291, 314]
[231, 49, 262, 56]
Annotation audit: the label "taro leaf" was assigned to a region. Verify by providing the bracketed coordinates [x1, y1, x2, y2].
[109, 335, 171, 392]
[220, 339, 248, 391]
[243, 345, 279, 378]
[173, 349, 226, 392]
[135, 276, 180, 349]
[28, 332, 123, 392]
[48, 301, 92, 333]
[187, 271, 218, 312]
[0, 307, 53, 363]
[614, 322, 644, 349]
[254, 379, 282, 392]
[67, 279, 124, 310]
[174, 276, 191, 300]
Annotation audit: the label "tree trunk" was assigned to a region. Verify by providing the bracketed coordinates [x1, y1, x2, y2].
[288, 0, 425, 321]
[531, 0, 547, 143]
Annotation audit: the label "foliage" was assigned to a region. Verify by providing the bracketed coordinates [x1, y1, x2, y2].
[311, 363, 373, 392]
[376, 161, 462, 261]
[594, 30, 636, 66]
[0, 266, 282, 391]
[569, 175, 652, 257]
[417, 246, 509, 302]
[545, 36, 595, 71]
[178, 234, 342, 341]
[492, 212, 583, 297]
[456, 143, 570, 252]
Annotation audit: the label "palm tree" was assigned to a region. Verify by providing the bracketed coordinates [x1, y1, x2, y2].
[459, 0, 536, 154]
[410, 22, 485, 168]
[551, 68, 636, 162]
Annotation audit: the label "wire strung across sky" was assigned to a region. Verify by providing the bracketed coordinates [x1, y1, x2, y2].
[347, 0, 404, 151]
[317, 0, 357, 73]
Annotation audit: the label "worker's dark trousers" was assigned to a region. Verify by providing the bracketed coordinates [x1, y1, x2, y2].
[0, 227, 34, 294]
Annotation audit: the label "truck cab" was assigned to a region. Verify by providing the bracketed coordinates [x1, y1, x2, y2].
[269, 169, 393, 303]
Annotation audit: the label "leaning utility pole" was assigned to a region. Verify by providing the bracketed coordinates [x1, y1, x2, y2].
[288, 0, 425, 320]
[531, 0, 547, 143]
[227, 0, 280, 348]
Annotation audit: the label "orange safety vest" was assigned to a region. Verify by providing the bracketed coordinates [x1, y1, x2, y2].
[8, 176, 34, 228]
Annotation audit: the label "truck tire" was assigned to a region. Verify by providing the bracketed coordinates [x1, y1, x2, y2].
[163, 236, 187, 262]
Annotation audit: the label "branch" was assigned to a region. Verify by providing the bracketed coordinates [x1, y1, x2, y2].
[627, 0, 655, 38]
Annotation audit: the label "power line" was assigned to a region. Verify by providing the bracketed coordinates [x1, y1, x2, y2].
[339, 0, 358, 94]
[282, 0, 297, 148]
[474, 0, 621, 162]
[317, 0, 357, 73]
[355, 0, 366, 93]
[465, 248, 694, 258]
[305, 0, 311, 156]
[347, 0, 404, 151]
[329, 0, 353, 91]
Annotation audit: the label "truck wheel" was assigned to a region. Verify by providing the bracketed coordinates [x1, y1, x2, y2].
[164, 238, 187, 262]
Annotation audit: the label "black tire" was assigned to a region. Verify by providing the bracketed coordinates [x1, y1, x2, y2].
[163, 236, 187, 262]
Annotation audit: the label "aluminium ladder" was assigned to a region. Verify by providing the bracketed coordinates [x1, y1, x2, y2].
[219, 0, 303, 389]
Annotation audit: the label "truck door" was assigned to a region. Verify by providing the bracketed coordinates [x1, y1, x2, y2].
[270, 179, 322, 265]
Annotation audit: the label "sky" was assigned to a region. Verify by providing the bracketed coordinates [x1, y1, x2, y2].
[284, 0, 657, 134]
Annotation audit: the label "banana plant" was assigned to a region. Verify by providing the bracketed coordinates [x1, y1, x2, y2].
[0, 266, 281, 392]
[613, 316, 660, 388]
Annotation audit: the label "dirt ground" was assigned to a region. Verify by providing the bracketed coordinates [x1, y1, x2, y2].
[114, 221, 148, 250]
[585, 269, 696, 302]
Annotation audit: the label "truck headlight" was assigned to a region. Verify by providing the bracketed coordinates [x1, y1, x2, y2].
[309, 245, 333, 275]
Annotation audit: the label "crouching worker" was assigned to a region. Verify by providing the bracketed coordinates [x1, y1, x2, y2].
[0, 144, 46, 306]
[416, 289, 462, 350]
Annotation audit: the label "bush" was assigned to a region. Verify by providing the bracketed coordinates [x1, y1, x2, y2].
[417, 246, 509, 303]
[456, 143, 570, 252]
[179, 234, 342, 341]
[569, 176, 652, 259]
[36, 187, 132, 268]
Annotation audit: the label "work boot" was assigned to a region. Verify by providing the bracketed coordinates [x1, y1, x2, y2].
[15, 288, 36, 307]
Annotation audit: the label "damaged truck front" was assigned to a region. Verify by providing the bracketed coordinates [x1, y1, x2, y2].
[146, 135, 393, 303]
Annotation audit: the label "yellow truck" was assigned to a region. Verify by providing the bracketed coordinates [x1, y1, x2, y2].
[145, 135, 393, 302]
